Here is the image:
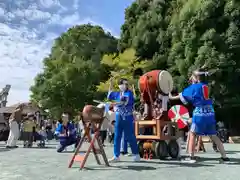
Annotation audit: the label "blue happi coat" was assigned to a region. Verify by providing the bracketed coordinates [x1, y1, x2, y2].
[107, 89, 138, 157]
[180, 82, 216, 135]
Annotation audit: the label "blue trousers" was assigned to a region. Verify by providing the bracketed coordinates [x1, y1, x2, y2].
[114, 113, 138, 157]
[57, 137, 79, 153]
[121, 132, 128, 153]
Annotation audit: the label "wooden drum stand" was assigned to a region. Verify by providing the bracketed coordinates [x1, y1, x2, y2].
[68, 105, 109, 170]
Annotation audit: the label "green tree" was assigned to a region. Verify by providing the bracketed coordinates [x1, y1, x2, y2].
[168, 0, 240, 125]
[30, 24, 118, 118]
[97, 48, 151, 93]
[118, 0, 174, 69]
[120, 0, 240, 127]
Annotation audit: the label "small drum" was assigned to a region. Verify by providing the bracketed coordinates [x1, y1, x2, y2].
[138, 70, 173, 102]
[168, 105, 189, 129]
[82, 105, 105, 124]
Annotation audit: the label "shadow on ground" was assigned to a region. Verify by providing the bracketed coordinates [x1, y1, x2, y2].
[0, 148, 11, 152]
[196, 157, 240, 165]
[121, 160, 215, 168]
[225, 150, 240, 154]
[83, 165, 157, 171]
[22, 146, 56, 149]
[59, 150, 87, 154]
[74, 159, 214, 171]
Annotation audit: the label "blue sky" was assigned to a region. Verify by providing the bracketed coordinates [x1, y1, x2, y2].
[0, 0, 133, 105]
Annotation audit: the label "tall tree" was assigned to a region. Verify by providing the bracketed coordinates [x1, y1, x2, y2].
[97, 49, 151, 93]
[30, 24, 118, 118]
[120, 0, 240, 127]
[168, 0, 240, 125]
[119, 0, 174, 69]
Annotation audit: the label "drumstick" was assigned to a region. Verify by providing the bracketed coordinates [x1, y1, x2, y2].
[132, 84, 136, 98]
[93, 99, 119, 105]
[93, 100, 104, 104]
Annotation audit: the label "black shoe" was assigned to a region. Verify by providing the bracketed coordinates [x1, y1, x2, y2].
[6, 146, 18, 149]
[121, 151, 128, 155]
[220, 157, 230, 164]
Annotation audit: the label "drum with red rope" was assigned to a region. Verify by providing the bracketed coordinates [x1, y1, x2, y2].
[168, 105, 189, 129]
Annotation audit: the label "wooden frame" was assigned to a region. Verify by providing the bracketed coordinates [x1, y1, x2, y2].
[135, 119, 179, 140]
[68, 118, 109, 170]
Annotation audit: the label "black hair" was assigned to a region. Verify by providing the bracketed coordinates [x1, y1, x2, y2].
[171, 87, 179, 95]
[133, 68, 143, 78]
[195, 68, 208, 83]
[118, 78, 128, 85]
[58, 119, 63, 124]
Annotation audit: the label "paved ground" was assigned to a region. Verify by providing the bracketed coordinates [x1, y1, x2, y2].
[0, 141, 240, 180]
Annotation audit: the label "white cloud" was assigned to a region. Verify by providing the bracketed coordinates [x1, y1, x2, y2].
[58, 13, 80, 26]
[0, 0, 116, 106]
[38, 0, 61, 9]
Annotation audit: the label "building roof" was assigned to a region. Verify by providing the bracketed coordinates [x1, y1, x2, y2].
[0, 102, 43, 114]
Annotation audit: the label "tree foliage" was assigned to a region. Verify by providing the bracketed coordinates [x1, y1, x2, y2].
[119, 0, 240, 128]
[97, 48, 151, 93]
[30, 24, 118, 118]
[31, 0, 240, 130]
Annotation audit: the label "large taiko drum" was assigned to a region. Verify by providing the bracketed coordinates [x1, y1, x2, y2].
[138, 70, 173, 102]
[82, 105, 105, 123]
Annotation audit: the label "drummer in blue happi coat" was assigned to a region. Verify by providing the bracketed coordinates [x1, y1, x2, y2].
[107, 78, 140, 162]
[56, 113, 79, 153]
[169, 68, 230, 163]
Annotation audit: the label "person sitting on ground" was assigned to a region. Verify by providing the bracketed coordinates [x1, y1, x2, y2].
[56, 113, 80, 153]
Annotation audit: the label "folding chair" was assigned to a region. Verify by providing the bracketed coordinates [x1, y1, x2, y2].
[68, 107, 109, 170]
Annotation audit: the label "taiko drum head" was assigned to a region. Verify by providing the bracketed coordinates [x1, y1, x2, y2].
[158, 70, 173, 95]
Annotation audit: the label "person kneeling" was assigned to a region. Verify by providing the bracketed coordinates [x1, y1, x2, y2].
[56, 113, 79, 153]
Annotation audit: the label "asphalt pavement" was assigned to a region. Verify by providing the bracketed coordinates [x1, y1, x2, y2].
[0, 141, 240, 180]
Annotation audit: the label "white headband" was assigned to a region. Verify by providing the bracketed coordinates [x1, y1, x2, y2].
[62, 113, 68, 117]
[194, 71, 209, 76]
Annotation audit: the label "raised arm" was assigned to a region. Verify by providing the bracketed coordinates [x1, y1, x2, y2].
[107, 78, 118, 101]
[107, 91, 119, 101]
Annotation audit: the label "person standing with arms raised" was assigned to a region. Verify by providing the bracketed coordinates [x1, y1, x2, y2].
[107, 78, 140, 162]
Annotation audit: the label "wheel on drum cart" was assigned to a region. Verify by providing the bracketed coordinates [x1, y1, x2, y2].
[137, 141, 144, 158]
[151, 141, 157, 158]
[155, 140, 168, 160]
[168, 140, 179, 159]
